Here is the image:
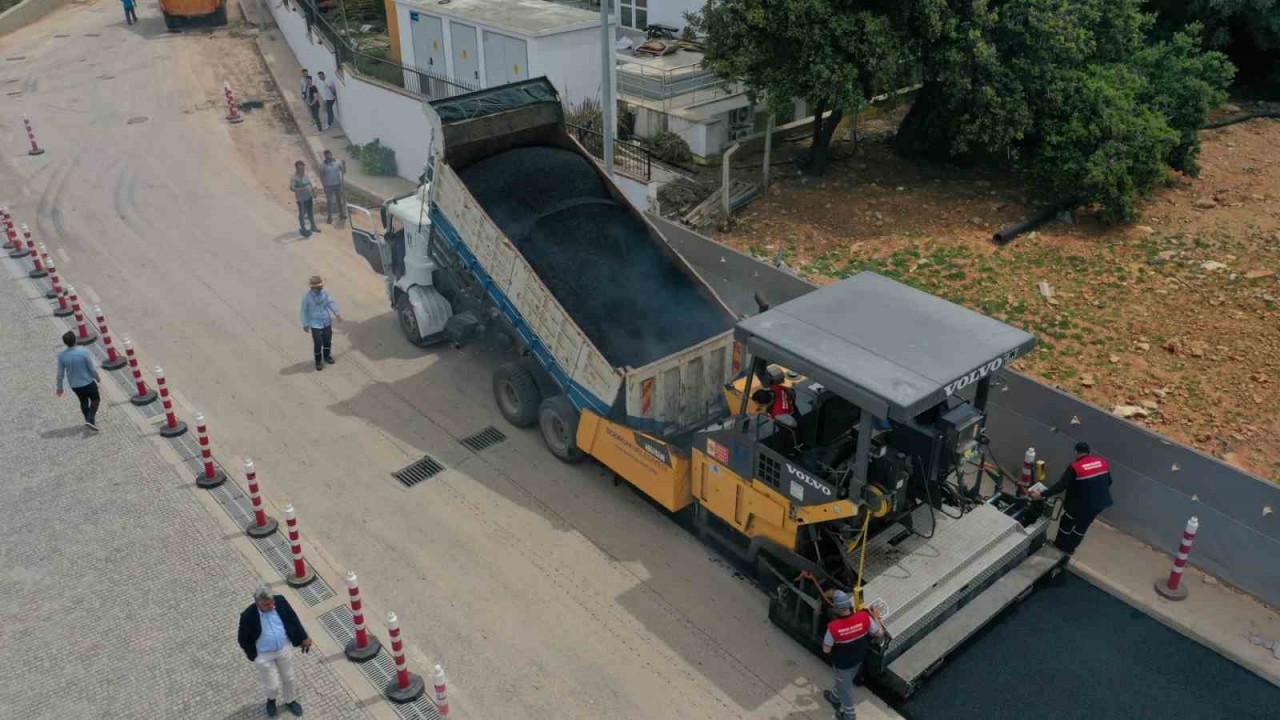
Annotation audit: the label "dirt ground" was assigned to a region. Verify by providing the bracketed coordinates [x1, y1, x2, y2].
[715, 116, 1280, 482]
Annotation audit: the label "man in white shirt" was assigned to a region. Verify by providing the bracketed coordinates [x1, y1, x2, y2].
[317, 71, 338, 130]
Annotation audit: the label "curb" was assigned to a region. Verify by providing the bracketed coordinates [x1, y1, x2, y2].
[1070, 557, 1280, 689]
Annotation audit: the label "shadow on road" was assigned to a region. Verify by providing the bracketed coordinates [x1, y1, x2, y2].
[40, 425, 88, 439]
[340, 311, 435, 363]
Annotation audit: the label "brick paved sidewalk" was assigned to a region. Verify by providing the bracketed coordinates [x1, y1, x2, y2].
[0, 262, 370, 718]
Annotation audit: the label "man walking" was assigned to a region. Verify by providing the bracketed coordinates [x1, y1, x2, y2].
[305, 81, 323, 134]
[121, 0, 138, 25]
[290, 161, 319, 237]
[301, 275, 341, 371]
[55, 330, 102, 432]
[237, 585, 312, 718]
[300, 69, 312, 103]
[822, 591, 883, 720]
[317, 71, 338, 130]
[1031, 441, 1114, 555]
[320, 150, 346, 225]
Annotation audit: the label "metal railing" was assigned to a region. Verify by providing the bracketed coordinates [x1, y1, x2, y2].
[289, 0, 476, 99]
[616, 58, 730, 106]
[569, 124, 652, 181]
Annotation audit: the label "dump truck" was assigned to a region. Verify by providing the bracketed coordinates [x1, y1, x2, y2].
[160, 0, 228, 29]
[349, 78, 1067, 697]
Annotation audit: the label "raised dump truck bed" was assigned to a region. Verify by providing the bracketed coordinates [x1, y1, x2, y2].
[424, 79, 739, 436]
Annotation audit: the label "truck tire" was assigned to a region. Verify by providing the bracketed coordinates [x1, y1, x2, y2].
[493, 361, 540, 428]
[395, 291, 446, 348]
[539, 395, 585, 463]
[210, 3, 228, 25]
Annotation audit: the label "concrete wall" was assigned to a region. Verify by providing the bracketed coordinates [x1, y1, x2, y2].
[0, 0, 74, 36]
[614, 172, 652, 212]
[648, 215, 1280, 608]
[535, 25, 603, 108]
[270, 0, 434, 184]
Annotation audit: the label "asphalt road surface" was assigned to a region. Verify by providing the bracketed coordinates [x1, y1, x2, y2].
[898, 573, 1280, 720]
[0, 5, 839, 719]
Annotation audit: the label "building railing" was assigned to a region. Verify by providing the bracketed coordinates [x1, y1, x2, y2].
[290, 0, 476, 100]
[616, 59, 728, 103]
[568, 124, 653, 182]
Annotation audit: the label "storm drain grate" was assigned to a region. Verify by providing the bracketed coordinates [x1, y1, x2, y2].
[317, 607, 442, 720]
[393, 456, 445, 487]
[460, 426, 505, 452]
[127, 116, 149, 124]
[259, 540, 335, 606]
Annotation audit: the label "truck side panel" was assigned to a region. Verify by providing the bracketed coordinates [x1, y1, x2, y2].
[623, 331, 734, 435]
[433, 164, 623, 413]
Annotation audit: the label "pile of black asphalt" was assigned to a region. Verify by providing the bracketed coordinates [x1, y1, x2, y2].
[458, 145, 733, 368]
[897, 573, 1279, 720]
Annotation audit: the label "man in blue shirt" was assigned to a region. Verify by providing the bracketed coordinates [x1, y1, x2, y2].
[55, 330, 102, 432]
[238, 585, 312, 717]
[301, 275, 342, 371]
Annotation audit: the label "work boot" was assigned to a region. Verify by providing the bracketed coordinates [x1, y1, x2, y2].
[265, 699, 278, 717]
[823, 690, 841, 710]
[315, 359, 323, 371]
[324, 354, 335, 365]
[285, 701, 304, 716]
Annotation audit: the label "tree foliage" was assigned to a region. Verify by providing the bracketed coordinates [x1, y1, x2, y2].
[1147, 0, 1279, 94]
[688, 0, 906, 174]
[896, 0, 1233, 221]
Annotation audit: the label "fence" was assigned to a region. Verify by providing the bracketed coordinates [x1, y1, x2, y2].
[647, 214, 1280, 608]
[568, 124, 652, 182]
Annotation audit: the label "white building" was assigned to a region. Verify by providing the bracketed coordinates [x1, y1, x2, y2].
[388, 0, 606, 107]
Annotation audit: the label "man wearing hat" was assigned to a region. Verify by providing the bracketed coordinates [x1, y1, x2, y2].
[301, 276, 342, 371]
[822, 590, 884, 720]
[1030, 441, 1114, 555]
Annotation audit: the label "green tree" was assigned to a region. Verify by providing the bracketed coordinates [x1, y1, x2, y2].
[688, 0, 906, 174]
[896, 0, 1233, 221]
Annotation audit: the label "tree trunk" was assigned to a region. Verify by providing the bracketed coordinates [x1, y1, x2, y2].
[805, 108, 844, 176]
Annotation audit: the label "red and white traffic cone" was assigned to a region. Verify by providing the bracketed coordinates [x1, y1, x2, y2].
[283, 505, 316, 587]
[65, 286, 98, 344]
[432, 664, 450, 716]
[122, 339, 157, 405]
[192, 412, 227, 489]
[1018, 447, 1036, 495]
[27, 233, 48, 278]
[1155, 516, 1199, 601]
[23, 115, 45, 156]
[383, 612, 425, 703]
[94, 306, 127, 370]
[244, 459, 278, 538]
[53, 286, 73, 318]
[224, 81, 244, 124]
[0, 208, 13, 250]
[7, 215, 30, 259]
[44, 248, 64, 299]
[155, 366, 188, 437]
[343, 572, 382, 662]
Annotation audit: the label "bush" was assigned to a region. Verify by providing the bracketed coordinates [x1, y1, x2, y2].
[347, 139, 397, 176]
[645, 131, 693, 165]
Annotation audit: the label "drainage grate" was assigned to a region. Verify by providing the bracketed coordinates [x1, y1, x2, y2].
[127, 116, 149, 124]
[393, 456, 445, 488]
[97, 74, 116, 80]
[317, 607, 442, 720]
[6, 91, 21, 97]
[460, 426, 505, 452]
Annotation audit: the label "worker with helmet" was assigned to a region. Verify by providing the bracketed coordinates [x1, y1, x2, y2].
[1031, 441, 1114, 555]
[822, 590, 884, 720]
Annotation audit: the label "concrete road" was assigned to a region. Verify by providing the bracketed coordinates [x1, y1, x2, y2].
[0, 5, 867, 719]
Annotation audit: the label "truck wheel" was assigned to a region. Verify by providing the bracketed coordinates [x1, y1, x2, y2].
[493, 361, 540, 428]
[395, 292, 435, 348]
[539, 395, 585, 463]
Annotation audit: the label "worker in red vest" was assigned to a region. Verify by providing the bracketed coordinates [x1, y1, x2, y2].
[822, 590, 884, 720]
[1031, 441, 1114, 555]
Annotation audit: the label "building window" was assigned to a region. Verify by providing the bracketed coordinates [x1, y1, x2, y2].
[620, 0, 647, 30]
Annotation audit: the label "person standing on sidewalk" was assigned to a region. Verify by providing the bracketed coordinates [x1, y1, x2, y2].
[290, 161, 319, 237]
[320, 150, 346, 225]
[305, 82, 323, 134]
[55, 330, 102, 432]
[121, 0, 138, 25]
[317, 71, 338, 130]
[300, 69, 312, 103]
[1030, 441, 1114, 555]
[301, 275, 342, 371]
[238, 585, 312, 718]
[821, 590, 883, 720]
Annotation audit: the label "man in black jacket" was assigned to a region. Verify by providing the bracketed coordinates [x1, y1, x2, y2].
[1031, 441, 1115, 555]
[238, 586, 312, 717]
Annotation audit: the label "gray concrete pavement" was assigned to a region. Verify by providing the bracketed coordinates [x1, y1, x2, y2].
[0, 5, 875, 719]
[0, 241, 370, 718]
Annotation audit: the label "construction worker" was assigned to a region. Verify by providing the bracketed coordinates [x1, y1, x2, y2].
[822, 590, 884, 720]
[1031, 441, 1114, 555]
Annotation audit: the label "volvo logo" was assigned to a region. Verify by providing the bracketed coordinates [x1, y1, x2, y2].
[786, 463, 832, 497]
[944, 357, 1005, 395]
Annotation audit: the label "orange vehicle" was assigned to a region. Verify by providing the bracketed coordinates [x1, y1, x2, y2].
[160, 0, 228, 29]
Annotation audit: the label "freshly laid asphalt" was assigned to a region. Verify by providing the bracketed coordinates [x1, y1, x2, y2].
[897, 573, 1279, 720]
